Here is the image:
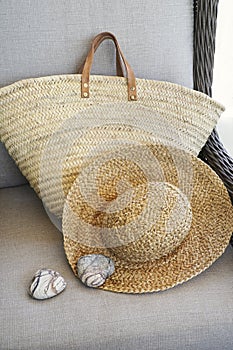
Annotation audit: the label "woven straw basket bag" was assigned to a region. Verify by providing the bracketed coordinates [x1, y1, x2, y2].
[1, 32, 232, 293]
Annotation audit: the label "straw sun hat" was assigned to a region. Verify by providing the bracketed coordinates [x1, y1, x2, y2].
[39, 103, 233, 294]
[61, 142, 233, 293]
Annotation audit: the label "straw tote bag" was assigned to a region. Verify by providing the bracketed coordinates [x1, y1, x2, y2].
[0, 32, 224, 219]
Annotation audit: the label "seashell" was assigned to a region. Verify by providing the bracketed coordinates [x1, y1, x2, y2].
[77, 254, 115, 288]
[29, 269, 67, 300]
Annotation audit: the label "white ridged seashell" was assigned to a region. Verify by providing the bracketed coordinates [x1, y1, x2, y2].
[29, 269, 67, 300]
[77, 254, 115, 288]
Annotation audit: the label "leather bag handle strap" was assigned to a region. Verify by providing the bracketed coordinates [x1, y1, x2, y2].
[81, 32, 137, 101]
[77, 33, 124, 77]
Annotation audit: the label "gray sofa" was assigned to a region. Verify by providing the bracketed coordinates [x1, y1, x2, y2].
[1, 1, 233, 349]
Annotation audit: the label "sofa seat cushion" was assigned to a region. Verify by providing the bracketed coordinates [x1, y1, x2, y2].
[0, 184, 233, 350]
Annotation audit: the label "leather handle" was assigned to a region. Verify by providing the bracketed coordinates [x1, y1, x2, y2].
[78, 33, 124, 77]
[81, 32, 137, 101]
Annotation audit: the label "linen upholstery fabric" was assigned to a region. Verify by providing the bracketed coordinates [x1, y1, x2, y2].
[0, 143, 28, 188]
[1, 185, 233, 350]
[0, 0, 193, 188]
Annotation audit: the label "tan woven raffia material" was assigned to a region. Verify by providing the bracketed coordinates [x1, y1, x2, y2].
[62, 147, 233, 293]
[0, 75, 224, 204]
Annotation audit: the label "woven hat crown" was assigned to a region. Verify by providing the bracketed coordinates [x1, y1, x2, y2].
[63, 140, 194, 264]
[107, 183, 192, 264]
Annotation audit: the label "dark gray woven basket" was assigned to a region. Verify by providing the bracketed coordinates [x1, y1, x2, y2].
[194, 0, 233, 245]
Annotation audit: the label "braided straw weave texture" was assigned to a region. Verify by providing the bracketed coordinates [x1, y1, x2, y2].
[62, 147, 233, 293]
[0, 74, 224, 212]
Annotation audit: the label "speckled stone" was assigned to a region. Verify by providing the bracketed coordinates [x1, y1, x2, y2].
[29, 269, 67, 300]
[77, 254, 115, 288]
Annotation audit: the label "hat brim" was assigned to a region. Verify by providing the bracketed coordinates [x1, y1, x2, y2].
[62, 149, 233, 293]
